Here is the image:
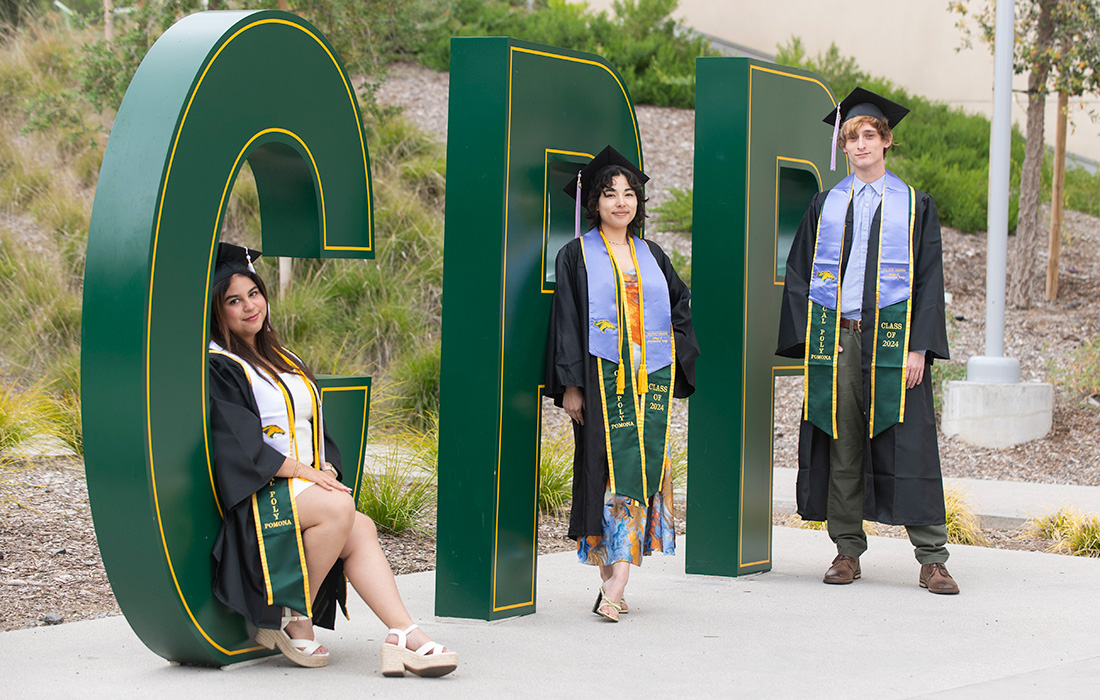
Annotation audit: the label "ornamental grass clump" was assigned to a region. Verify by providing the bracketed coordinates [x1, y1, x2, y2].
[787, 516, 876, 535]
[357, 442, 436, 535]
[0, 381, 54, 515]
[539, 425, 574, 516]
[667, 431, 688, 488]
[0, 380, 55, 457]
[944, 488, 988, 546]
[1028, 508, 1100, 557]
[388, 341, 441, 432]
[42, 351, 83, 457]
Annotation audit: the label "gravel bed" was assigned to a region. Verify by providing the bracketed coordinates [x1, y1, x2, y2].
[0, 459, 119, 631]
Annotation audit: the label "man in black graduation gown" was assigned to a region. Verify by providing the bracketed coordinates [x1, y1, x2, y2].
[776, 88, 959, 594]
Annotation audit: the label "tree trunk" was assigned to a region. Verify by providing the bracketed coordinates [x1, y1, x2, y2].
[1046, 91, 1068, 301]
[279, 258, 292, 299]
[1007, 0, 1056, 309]
[104, 0, 113, 46]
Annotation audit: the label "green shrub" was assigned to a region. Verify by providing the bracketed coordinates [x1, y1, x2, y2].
[1064, 165, 1100, 218]
[652, 186, 692, 233]
[1051, 334, 1100, 399]
[79, 1, 203, 114]
[287, 0, 429, 77]
[669, 249, 691, 287]
[421, 0, 715, 108]
[931, 359, 966, 414]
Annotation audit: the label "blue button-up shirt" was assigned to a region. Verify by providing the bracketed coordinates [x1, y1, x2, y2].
[840, 175, 884, 319]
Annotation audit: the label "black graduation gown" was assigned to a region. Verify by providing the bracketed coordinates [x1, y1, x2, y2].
[208, 353, 348, 630]
[544, 237, 700, 540]
[776, 188, 950, 526]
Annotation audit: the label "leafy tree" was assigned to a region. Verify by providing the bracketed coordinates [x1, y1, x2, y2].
[79, 1, 202, 113]
[952, 0, 1100, 308]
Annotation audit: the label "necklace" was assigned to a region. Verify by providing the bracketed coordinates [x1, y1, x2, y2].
[599, 227, 630, 247]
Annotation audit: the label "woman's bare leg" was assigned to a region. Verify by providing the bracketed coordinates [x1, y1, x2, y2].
[601, 561, 631, 608]
[340, 512, 448, 652]
[283, 487, 356, 643]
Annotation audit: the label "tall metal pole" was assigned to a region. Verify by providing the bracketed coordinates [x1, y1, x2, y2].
[967, 0, 1020, 383]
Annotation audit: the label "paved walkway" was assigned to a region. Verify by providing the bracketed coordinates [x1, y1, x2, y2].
[5, 523, 1099, 699]
[774, 467, 1100, 528]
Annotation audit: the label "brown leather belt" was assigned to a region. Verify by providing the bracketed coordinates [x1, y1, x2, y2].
[839, 318, 862, 331]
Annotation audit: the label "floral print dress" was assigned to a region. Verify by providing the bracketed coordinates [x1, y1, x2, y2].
[577, 266, 677, 566]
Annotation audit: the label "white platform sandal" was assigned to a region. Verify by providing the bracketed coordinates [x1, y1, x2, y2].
[379, 623, 458, 678]
[255, 608, 329, 668]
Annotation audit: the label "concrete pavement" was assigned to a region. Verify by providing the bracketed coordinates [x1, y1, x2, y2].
[4, 525, 1099, 699]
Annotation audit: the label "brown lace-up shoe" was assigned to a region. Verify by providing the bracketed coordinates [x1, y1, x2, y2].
[823, 554, 861, 584]
[919, 563, 960, 594]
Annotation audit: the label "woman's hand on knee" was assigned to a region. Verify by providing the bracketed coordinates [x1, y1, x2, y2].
[304, 466, 351, 493]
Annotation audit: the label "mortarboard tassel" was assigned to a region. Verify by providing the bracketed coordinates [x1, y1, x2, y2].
[829, 104, 840, 171]
[574, 172, 582, 238]
[246, 251, 256, 273]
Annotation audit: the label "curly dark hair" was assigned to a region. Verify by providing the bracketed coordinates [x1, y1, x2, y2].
[583, 164, 648, 234]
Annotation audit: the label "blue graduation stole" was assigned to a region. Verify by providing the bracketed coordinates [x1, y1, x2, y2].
[804, 171, 916, 438]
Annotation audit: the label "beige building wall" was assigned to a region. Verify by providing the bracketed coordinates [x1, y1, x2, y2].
[587, 0, 1100, 164]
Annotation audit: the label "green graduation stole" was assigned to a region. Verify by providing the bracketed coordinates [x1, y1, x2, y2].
[581, 229, 674, 503]
[805, 171, 915, 438]
[210, 344, 317, 617]
[251, 477, 311, 617]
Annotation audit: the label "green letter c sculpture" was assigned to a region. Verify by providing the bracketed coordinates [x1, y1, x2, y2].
[82, 10, 373, 666]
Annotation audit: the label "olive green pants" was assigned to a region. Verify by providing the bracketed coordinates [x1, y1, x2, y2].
[827, 326, 949, 565]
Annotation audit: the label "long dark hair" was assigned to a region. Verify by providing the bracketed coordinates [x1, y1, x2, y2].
[584, 164, 649, 234]
[210, 270, 318, 385]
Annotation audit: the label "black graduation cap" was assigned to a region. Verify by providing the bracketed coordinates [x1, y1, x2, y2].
[823, 87, 909, 128]
[212, 242, 261, 287]
[824, 87, 909, 171]
[563, 145, 649, 206]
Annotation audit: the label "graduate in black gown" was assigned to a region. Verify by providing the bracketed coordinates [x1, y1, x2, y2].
[207, 243, 458, 673]
[776, 88, 958, 594]
[544, 147, 699, 621]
